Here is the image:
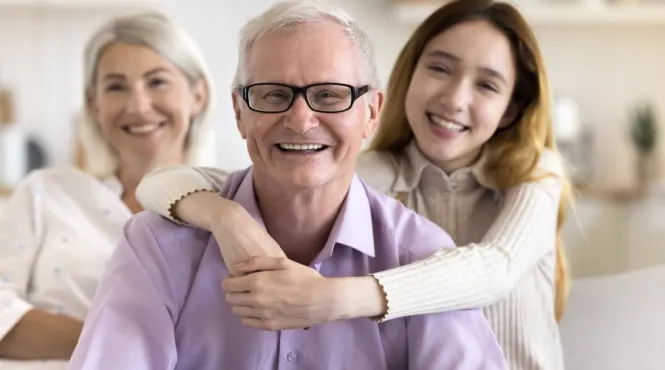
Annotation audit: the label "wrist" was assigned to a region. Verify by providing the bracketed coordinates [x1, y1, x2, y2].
[206, 195, 246, 230]
[333, 276, 387, 320]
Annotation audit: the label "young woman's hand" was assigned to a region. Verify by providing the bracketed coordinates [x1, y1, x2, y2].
[221, 256, 387, 330]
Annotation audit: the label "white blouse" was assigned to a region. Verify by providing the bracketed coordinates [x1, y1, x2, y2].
[0, 167, 131, 369]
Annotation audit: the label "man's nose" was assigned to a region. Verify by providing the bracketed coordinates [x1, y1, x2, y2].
[283, 95, 318, 133]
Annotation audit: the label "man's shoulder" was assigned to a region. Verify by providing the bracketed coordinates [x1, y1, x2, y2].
[215, 167, 252, 198]
[362, 183, 454, 262]
[126, 211, 213, 256]
[356, 150, 398, 195]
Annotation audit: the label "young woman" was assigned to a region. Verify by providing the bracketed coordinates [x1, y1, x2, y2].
[0, 12, 213, 369]
[137, 0, 570, 369]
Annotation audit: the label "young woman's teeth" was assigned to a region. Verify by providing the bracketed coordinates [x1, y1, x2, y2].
[127, 123, 160, 134]
[431, 116, 465, 132]
[279, 144, 324, 151]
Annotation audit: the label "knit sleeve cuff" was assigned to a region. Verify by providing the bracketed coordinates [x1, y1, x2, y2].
[370, 261, 439, 322]
[136, 168, 215, 226]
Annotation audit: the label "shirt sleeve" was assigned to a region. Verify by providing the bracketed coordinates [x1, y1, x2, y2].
[0, 177, 43, 341]
[136, 165, 230, 225]
[373, 152, 564, 320]
[68, 215, 178, 370]
[407, 309, 507, 369]
[394, 216, 507, 369]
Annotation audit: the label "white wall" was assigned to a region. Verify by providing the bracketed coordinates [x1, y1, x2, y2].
[0, 7, 118, 168]
[535, 25, 665, 188]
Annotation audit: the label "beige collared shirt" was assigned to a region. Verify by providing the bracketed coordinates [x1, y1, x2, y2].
[137, 140, 565, 370]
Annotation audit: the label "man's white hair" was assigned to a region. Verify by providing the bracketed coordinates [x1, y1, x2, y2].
[233, 0, 380, 89]
[80, 12, 216, 177]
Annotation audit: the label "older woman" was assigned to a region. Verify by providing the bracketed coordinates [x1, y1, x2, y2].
[0, 12, 213, 369]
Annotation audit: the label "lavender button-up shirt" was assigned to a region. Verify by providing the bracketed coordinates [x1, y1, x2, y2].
[69, 168, 506, 370]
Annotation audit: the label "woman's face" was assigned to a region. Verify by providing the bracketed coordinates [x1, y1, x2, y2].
[89, 42, 205, 170]
[405, 19, 517, 173]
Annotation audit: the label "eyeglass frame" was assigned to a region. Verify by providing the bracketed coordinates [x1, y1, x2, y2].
[236, 82, 371, 114]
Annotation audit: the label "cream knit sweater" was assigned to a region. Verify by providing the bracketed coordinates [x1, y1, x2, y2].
[136, 141, 565, 370]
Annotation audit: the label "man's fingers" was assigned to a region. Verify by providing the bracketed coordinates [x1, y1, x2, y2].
[231, 305, 261, 319]
[240, 317, 265, 330]
[240, 318, 308, 331]
[235, 256, 289, 272]
[221, 275, 253, 293]
[225, 292, 255, 306]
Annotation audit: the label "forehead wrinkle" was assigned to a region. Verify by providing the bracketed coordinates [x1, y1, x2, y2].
[244, 22, 360, 86]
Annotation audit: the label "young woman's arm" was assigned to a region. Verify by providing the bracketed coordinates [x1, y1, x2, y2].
[136, 166, 284, 277]
[136, 165, 230, 225]
[372, 169, 563, 320]
[222, 156, 563, 328]
[137, 153, 563, 323]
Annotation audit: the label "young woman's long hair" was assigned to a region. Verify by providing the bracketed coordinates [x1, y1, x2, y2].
[369, 0, 572, 320]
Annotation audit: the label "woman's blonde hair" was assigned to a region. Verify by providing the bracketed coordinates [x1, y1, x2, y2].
[80, 11, 215, 177]
[369, 0, 572, 320]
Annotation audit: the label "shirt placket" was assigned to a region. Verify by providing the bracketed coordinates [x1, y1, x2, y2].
[423, 171, 455, 234]
[276, 329, 305, 370]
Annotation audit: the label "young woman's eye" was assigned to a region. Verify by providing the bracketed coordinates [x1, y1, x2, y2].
[479, 82, 499, 93]
[427, 65, 451, 74]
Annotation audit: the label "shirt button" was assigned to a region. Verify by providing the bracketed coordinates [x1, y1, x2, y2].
[286, 352, 299, 361]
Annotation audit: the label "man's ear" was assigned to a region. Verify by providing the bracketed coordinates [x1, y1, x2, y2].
[363, 90, 384, 139]
[232, 91, 247, 139]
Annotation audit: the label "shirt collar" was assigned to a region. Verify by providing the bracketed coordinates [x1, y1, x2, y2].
[393, 140, 496, 193]
[99, 175, 124, 197]
[232, 169, 375, 262]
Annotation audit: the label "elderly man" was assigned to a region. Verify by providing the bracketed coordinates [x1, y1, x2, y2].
[69, 1, 506, 369]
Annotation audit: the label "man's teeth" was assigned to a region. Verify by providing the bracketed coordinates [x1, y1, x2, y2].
[279, 144, 325, 151]
[430, 116, 466, 132]
[127, 123, 160, 134]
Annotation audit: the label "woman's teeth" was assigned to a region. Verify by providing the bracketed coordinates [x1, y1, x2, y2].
[278, 144, 325, 151]
[126, 123, 161, 134]
[429, 115, 466, 132]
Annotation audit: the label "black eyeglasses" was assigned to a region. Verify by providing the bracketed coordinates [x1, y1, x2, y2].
[238, 82, 370, 114]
